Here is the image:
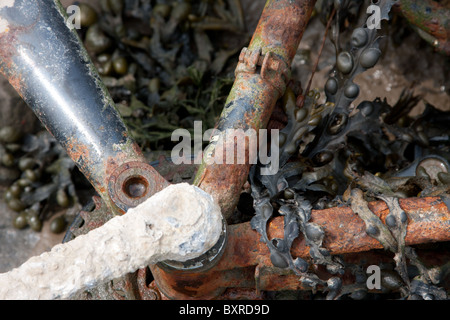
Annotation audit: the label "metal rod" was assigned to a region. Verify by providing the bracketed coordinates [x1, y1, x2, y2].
[0, 183, 223, 300]
[147, 0, 317, 298]
[150, 196, 450, 299]
[0, 0, 169, 213]
[192, 0, 317, 219]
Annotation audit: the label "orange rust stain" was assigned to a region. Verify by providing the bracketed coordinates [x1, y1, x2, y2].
[64, 136, 96, 186]
[66, 136, 90, 163]
[7, 74, 23, 94]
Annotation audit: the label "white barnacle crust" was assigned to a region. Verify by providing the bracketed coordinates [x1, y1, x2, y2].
[0, 0, 15, 9]
[0, 0, 15, 34]
[0, 183, 222, 299]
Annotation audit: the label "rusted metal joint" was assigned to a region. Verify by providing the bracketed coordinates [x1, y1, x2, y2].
[236, 47, 291, 95]
[108, 161, 169, 213]
[158, 217, 228, 273]
[193, 0, 317, 220]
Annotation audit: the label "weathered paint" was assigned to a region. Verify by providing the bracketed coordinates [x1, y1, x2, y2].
[193, 0, 317, 219]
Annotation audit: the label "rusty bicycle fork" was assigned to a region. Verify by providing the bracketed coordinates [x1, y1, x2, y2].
[0, 0, 449, 300]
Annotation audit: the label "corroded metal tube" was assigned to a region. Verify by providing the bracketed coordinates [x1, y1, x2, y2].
[398, 0, 450, 55]
[149, 0, 317, 298]
[0, 184, 222, 300]
[149, 196, 450, 299]
[0, 0, 168, 213]
[192, 0, 317, 219]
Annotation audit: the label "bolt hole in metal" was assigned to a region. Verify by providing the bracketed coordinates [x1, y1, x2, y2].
[123, 176, 149, 199]
[108, 161, 166, 212]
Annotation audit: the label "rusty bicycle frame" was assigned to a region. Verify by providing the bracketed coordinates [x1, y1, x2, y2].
[0, 0, 449, 299]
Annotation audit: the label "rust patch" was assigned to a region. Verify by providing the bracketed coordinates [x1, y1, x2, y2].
[193, 0, 316, 220]
[107, 160, 169, 213]
[0, 25, 23, 94]
[150, 196, 450, 298]
[0, 2, 40, 95]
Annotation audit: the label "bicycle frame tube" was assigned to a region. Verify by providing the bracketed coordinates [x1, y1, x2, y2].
[151, 0, 318, 298]
[149, 195, 450, 299]
[0, 0, 169, 213]
[193, 0, 317, 219]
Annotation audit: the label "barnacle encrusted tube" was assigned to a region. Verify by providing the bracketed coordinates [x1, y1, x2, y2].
[192, 0, 317, 219]
[0, 184, 222, 300]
